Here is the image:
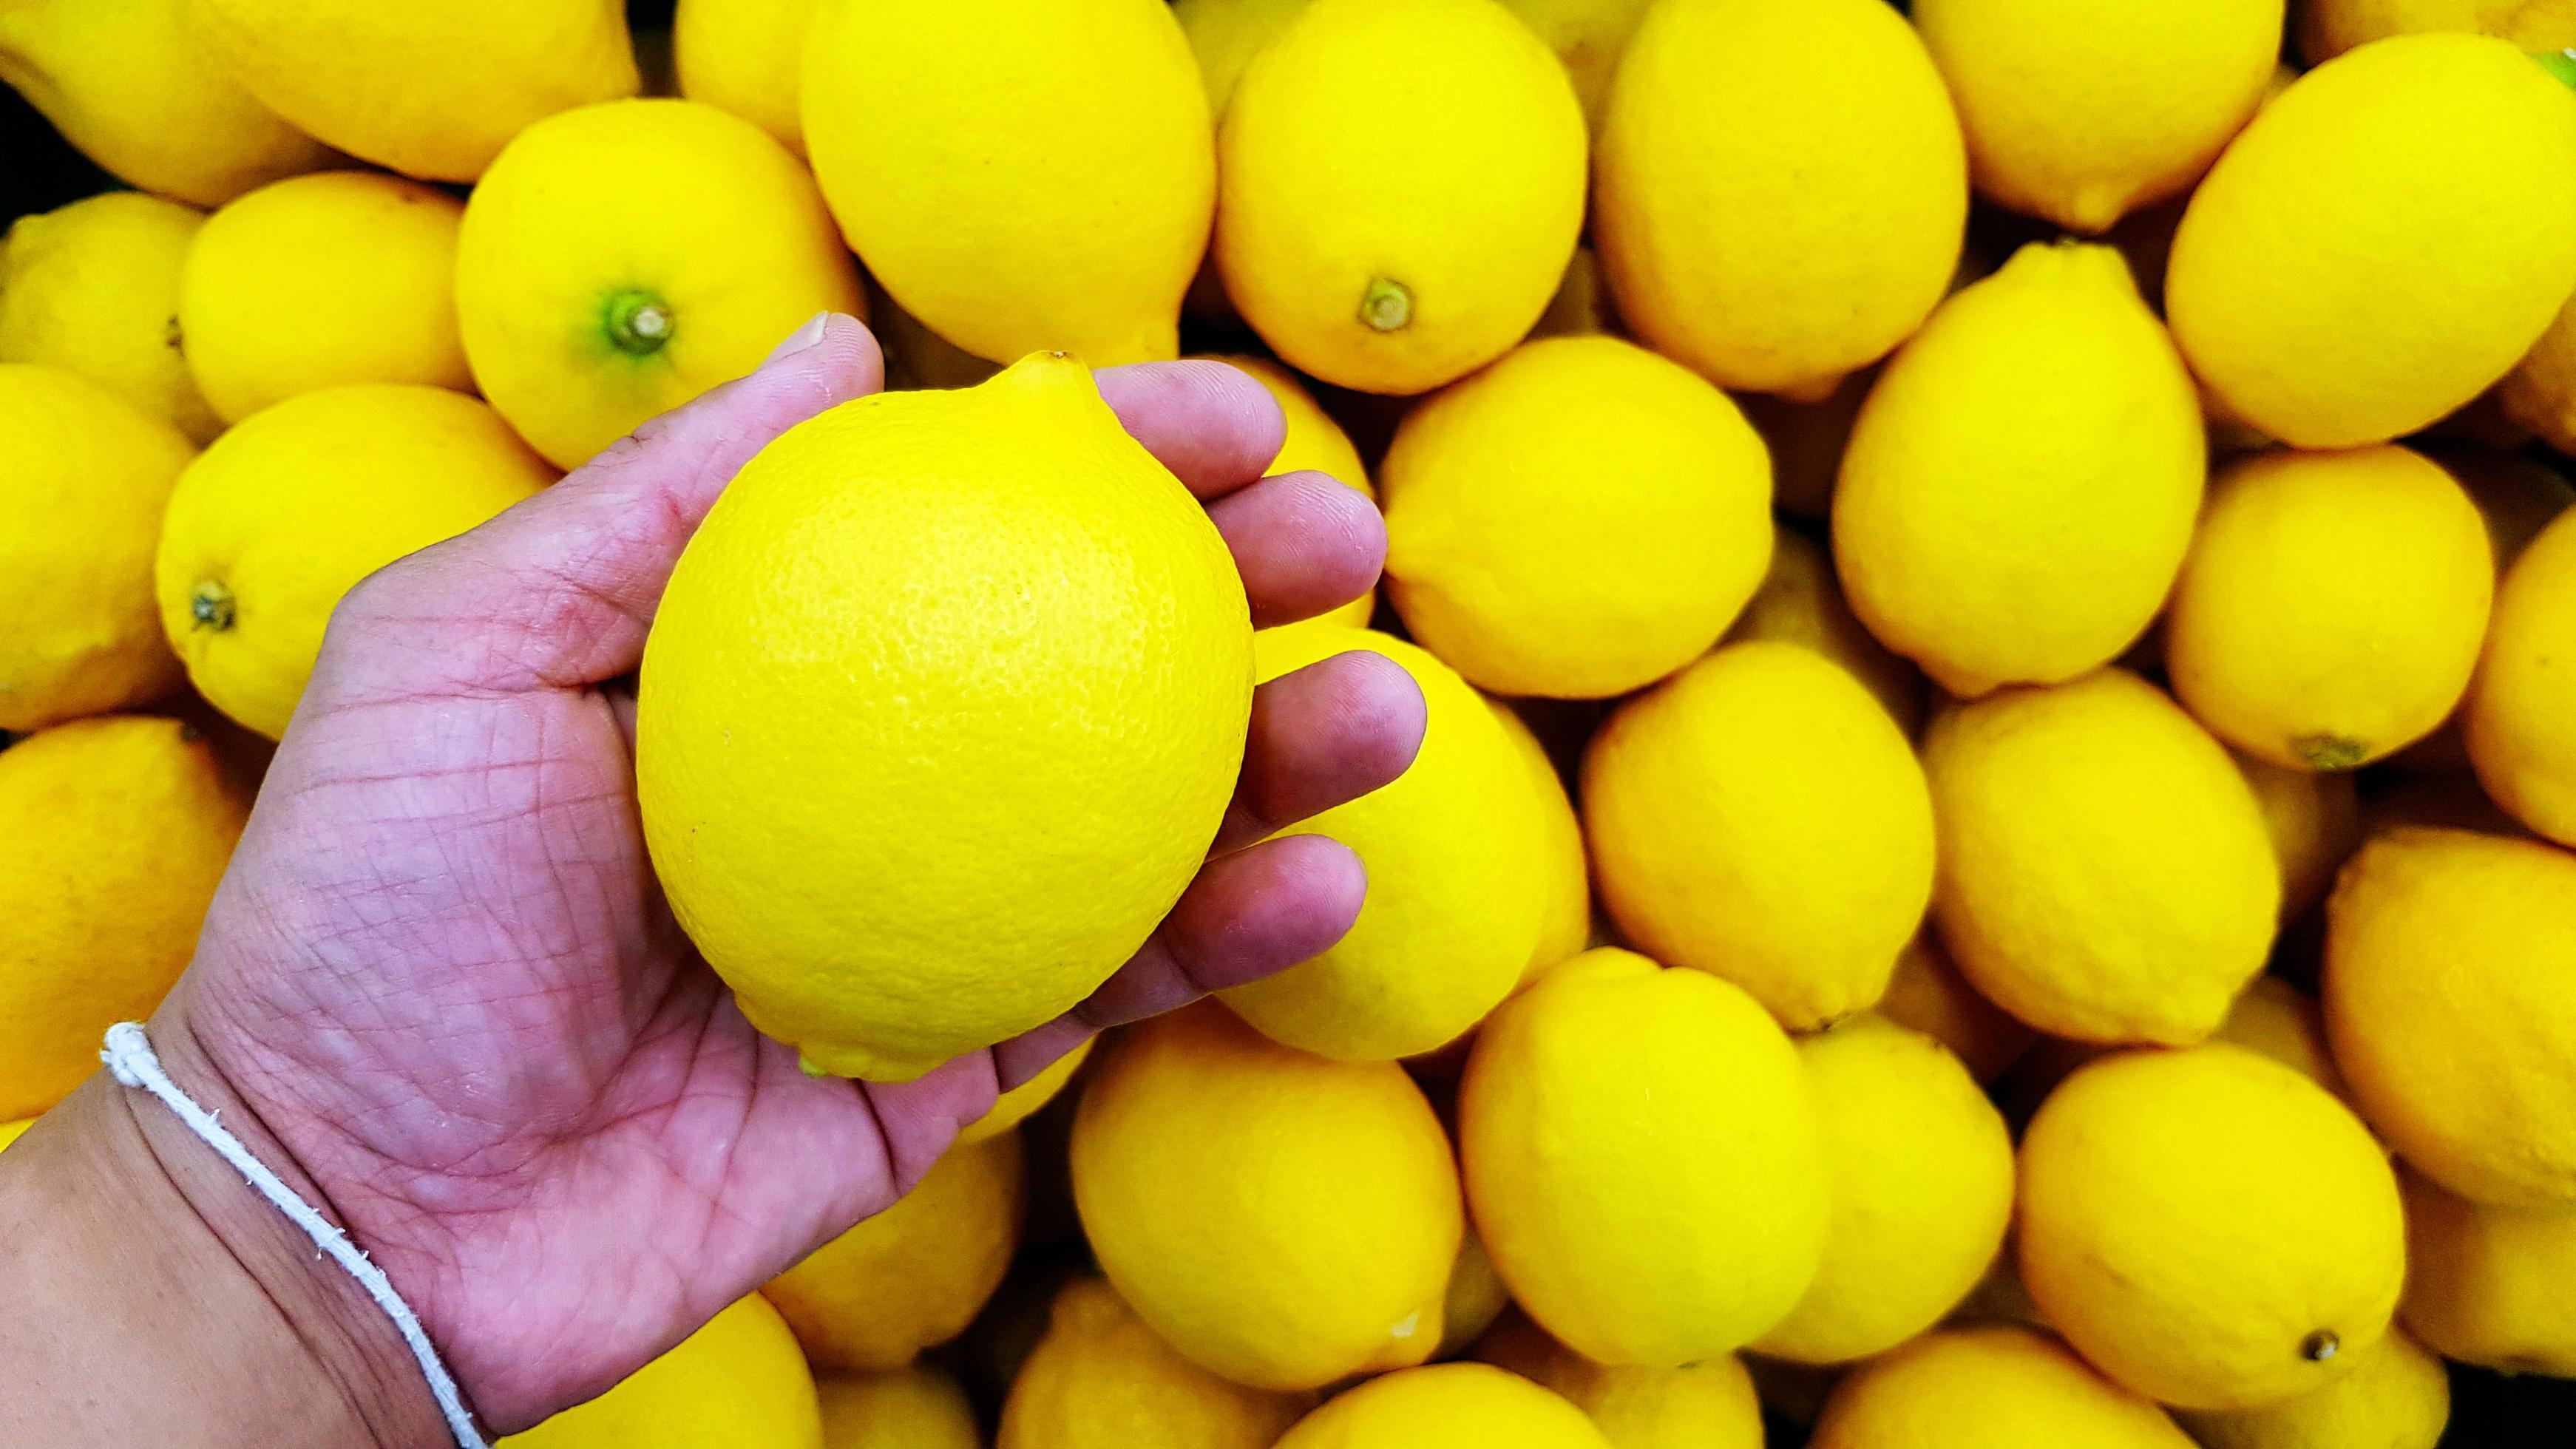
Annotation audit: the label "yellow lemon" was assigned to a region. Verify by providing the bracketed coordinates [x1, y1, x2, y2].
[2398, 1167, 2576, 1375]
[818, 1368, 978, 1449]
[1070, 1002, 1463, 1391]
[958, 1037, 1092, 1147]
[1475, 1311, 1762, 1449]
[1582, 642, 1934, 1031]
[1596, 0, 1964, 397]
[2500, 293, 2576, 456]
[0, 364, 194, 731]
[1217, 0, 1583, 396]
[1173, 0, 1309, 118]
[1495, 0, 1654, 135]
[2019, 1045, 2407, 1411]
[1274, 1363, 1610, 1449]
[1530, 245, 1621, 340]
[0, 715, 249, 1120]
[1207, 353, 1375, 628]
[2298, 0, 2576, 60]
[1755, 1015, 2016, 1365]
[1924, 669, 2281, 1045]
[1438, 1228, 1513, 1358]
[1723, 527, 1925, 736]
[1833, 242, 2206, 698]
[673, 0, 816, 153]
[2323, 827, 2576, 1205]
[1811, 1326, 2196, 1449]
[0, 0, 329, 206]
[2214, 977, 2349, 1099]
[2468, 507, 2576, 846]
[1914, 0, 2284, 234]
[1875, 934, 2035, 1084]
[181, 171, 472, 424]
[500, 1295, 820, 1449]
[764, 1133, 1023, 1373]
[1740, 370, 1874, 520]
[2166, 33, 2576, 448]
[155, 384, 554, 739]
[1218, 625, 1539, 1060]
[998, 1275, 1312, 1449]
[1379, 336, 1772, 697]
[1460, 949, 1828, 1365]
[0, 191, 217, 441]
[2174, 1326, 2450, 1449]
[2234, 753, 2365, 922]
[806, 0, 1209, 367]
[1490, 701, 1589, 987]
[455, 98, 862, 470]
[0, 1119, 27, 1153]
[190, 0, 638, 182]
[2167, 447, 2493, 770]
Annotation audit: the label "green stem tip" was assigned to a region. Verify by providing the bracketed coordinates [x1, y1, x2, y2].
[189, 580, 236, 632]
[1358, 276, 1413, 333]
[2537, 49, 2576, 92]
[603, 288, 676, 356]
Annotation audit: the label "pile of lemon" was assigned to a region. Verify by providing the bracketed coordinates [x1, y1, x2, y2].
[7, 0, 2576, 1445]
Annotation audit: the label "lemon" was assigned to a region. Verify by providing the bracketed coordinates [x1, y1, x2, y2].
[2020, 1045, 2407, 1411]
[1810, 1326, 2196, 1449]
[1924, 670, 2282, 1045]
[2234, 754, 2365, 922]
[806, 0, 1209, 367]
[673, 0, 816, 153]
[1173, 0, 1309, 118]
[1218, 625, 1539, 1060]
[1740, 371, 1873, 520]
[1914, 0, 2283, 234]
[0, 1119, 27, 1153]
[2323, 827, 2576, 1205]
[1438, 1228, 1513, 1357]
[1755, 1014, 2016, 1365]
[2166, 33, 2576, 448]
[0, 365, 194, 732]
[818, 1368, 977, 1449]
[1582, 642, 1935, 1030]
[0, 192, 218, 441]
[2468, 507, 2576, 846]
[1475, 1311, 1762, 1449]
[2501, 294, 2576, 456]
[1596, 0, 1964, 397]
[998, 1275, 1312, 1449]
[0, 715, 248, 1119]
[958, 1036, 1092, 1147]
[181, 172, 472, 425]
[2298, 0, 2576, 60]
[764, 1133, 1023, 1372]
[1723, 527, 1926, 736]
[155, 384, 554, 739]
[2398, 1167, 2576, 1375]
[2166, 447, 2494, 771]
[1378, 336, 1772, 698]
[1273, 1363, 1610, 1449]
[0, 0, 329, 206]
[1494, 0, 1654, 135]
[1876, 934, 2035, 1084]
[2444, 444, 2575, 568]
[1490, 701, 1589, 987]
[456, 98, 863, 470]
[500, 1295, 820, 1449]
[1460, 949, 1828, 1365]
[2214, 977, 2349, 1099]
[1530, 245, 1621, 340]
[1833, 242, 2205, 698]
[2174, 1326, 2450, 1449]
[1208, 353, 1375, 628]
[190, 0, 639, 182]
[1070, 1002, 1462, 1391]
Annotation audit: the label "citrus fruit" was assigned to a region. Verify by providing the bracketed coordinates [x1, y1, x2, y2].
[2297, 0, 2576, 61]
[2233, 753, 2365, 921]
[2173, 1327, 2450, 1449]
[2397, 1167, 2576, 1376]
[673, 0, 816, 153]
[1475, 1311, 1763, 1449]
[1173, 0, 1310, 118]
[816, 1368, 978, 1449]
[1723, 527, 1925, 736]
[2467, 506, 2576, 846]
[0, 191, 218, 441]
[958, 1037, 1093, 1147]
[1272, 1363, 1611, 1449]
[1206, 353, 1375, 628]
[1875, 934, 2035, 1084]
[1810, 1326, 2196, 1449]
[997, 1275, 1312, 1449]
[1490, 701, 1589, 987]
[498, 1295, 820, 1449]
[2213, 977, 2348, 1099]
[1495, 0, 1655, 135]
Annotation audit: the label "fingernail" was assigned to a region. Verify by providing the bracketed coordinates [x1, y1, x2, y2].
[764, 312, 833, 365]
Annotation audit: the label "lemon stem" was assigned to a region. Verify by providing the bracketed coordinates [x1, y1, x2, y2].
[1358, 277, 1413, 333]
[189, 580, 236, 633]
[604, 288, 676, 356]
[2537, 49, 2576, 92]
[2294, 733, 2368, 771]
[2302, 1329, 2339, 1363]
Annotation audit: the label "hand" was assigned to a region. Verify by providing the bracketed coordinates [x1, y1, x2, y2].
[149, 316, 1424, 1432]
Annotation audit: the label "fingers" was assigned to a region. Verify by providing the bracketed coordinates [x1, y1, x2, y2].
[1213, 651, 1426, 855]
[1210, 470, 1386, 628]
[858, 1053, 1000, 1193]
[1096, 359, 1287, 500]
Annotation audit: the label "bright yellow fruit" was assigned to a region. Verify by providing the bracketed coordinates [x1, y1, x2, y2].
[1811, 1326, 2196, 1449]
[1173, 0, 1309, 118]
[2298, 0, 2576, 60]
[1724, 527, 1925, 736]
[2501, 291, 2576, 455]
[1755, 1015, 2015, 1365]
[0, 715, 248, 1120]
[500, 1295, 821, 1449]
[818, 1368, 978, 1449]
[2175, 1326, 2450, 1449]
[1875, 933, 2035, 1083]
[764, 1133, 1023, 1373]
[807, 0, 1210, 367]
[0, 0, 329, 206]
[2399, 1167, 2576, 1375]
[1476, 1311, 1763, 1449]
[1380, 336, 1772, 697]
[1914, 0, 2283, 234]
[1530, 245, 1621, 340]
[181, 171, 471, 424]
[1740, 370, 1874, 520]
[1834, 242, 2205, 698]
[1490, 701, 1589, 987]
[0, 364, 194, 732]
[456, 98, 863, 470]
[957, 1036, 1092, 1147]
[1460, 949, 1828, 1365]
[2214, 977, 2349, 1099]
[1583, 642, 1934, 1031]
[2020, 1045, 2407, 1411]
[189, 0, 639, 182]
[1496, 0, 1654, 135]
[0, 191, 217, 441]
[1217, 0, 1584, 396]
[998, 1275, 1312, 1449]
[2469, 507, 2576, 846]
[1438, 1229, 1513, 1358]
[1925, 670, 2282, 1045]
[673, 0, 816, 153]
[1596, 0, 1965, 397]
[1273, 1364, 1611, 1449]
[1220, 626, 1539, 1060]
[1070, 1003, 1463, 1391]
[2166, 33, 2576, 447]
[1209, 353, 1374, 628]
[155, 384, 553, 739]
[2324, 827, 2576, 1205]
[0, 1119, 27, 1153]
[2168, 447, 2493, 770]
[2234, 753, 2365, 922]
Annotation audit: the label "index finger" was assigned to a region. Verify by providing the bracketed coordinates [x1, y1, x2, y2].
[1096, 359, 1289, 500]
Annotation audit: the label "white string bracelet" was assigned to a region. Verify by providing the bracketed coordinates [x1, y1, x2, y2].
[101, 1022, 490, 1449]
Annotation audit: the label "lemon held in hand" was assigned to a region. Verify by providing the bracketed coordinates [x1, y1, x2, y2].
[499, 1295, 821, 1449]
